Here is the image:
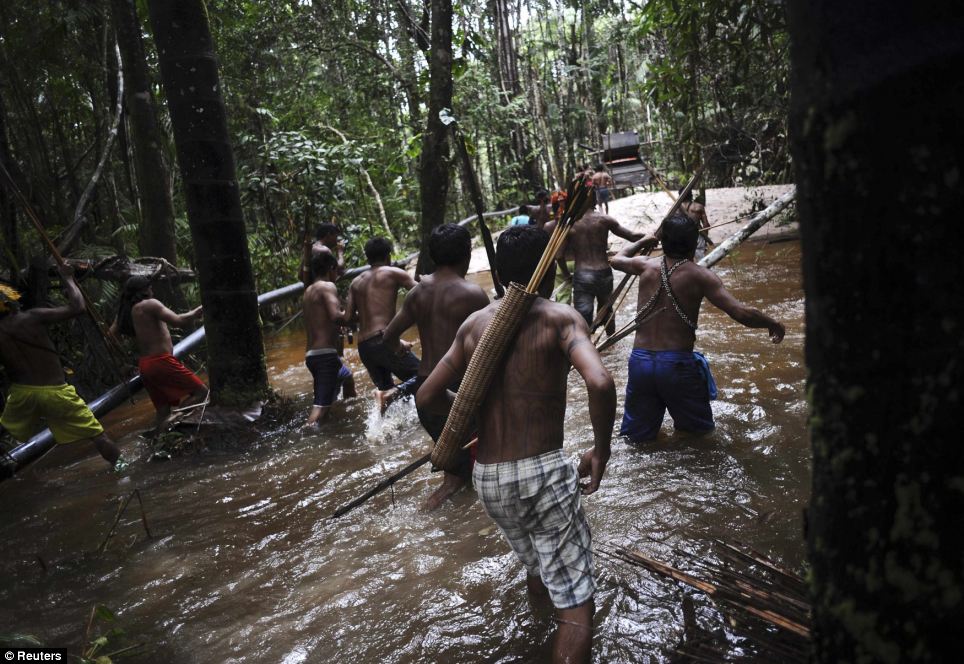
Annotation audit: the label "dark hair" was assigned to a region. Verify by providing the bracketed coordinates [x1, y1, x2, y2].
[364, 237, 393, 263]
[116, 275, 152, 337]
[310, 251, 338, 280]
[517, 204, 530, 215]
[677, 187, 693, 203]
[535, 189, 549, 202]
[496, 225, 549, 287]
[661, 213, 699, 259]
[429, 224, 471, 266]
[315, 223, 339, 240]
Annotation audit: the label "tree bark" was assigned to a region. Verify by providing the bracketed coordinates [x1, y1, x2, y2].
[146, 0, 269, 406]
[112, 0, 178, 263]
[0, 89, 20, 278]
[788, 2, 964, 661]
[415, 0, 453, 276]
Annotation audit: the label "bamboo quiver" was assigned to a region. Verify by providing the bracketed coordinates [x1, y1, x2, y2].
[431, 283, 537, 471]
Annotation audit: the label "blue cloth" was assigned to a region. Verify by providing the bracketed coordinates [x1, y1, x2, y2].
[306, 353, 352, 407]
[619, 349, 716, 443]
[509, 215, 530, 226]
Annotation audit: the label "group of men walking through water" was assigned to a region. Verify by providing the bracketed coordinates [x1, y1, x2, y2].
[1, 181, 785, 663]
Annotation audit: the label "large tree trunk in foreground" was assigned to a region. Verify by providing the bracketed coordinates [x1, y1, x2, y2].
[415, 0, 453, 276]
[112, 0, 177, 264]
[788, 2, 964, 662]
[146, 0, 268, 406]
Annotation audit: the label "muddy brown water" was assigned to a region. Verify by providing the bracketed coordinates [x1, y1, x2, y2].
[0, 241, 808, 662]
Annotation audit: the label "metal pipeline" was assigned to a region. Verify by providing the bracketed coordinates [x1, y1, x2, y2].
[2, 282, 305, 479]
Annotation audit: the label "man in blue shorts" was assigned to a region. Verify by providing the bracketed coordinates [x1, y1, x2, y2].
[302, 252, 356, 429]
[610, 214, 785, 443]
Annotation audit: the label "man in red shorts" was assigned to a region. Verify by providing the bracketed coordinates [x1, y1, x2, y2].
[113, 276, 208, 434]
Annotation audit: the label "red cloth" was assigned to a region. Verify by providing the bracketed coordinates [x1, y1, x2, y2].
[138, 353, 205, 408]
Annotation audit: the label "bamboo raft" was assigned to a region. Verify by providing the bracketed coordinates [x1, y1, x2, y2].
[600, 538, 811, 662]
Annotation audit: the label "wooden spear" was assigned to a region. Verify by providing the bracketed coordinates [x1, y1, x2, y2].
[451, 123, 504, 298]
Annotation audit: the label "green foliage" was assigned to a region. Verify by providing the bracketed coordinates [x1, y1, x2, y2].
[0, 0, 791, 288]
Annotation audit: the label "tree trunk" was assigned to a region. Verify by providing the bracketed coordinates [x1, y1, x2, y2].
[112, 0, 178, 263]
[0, 90, 20, 279]
[788, 2, 964, 661]
[146, 0, 268, 406]
[415, 0, 453, 276]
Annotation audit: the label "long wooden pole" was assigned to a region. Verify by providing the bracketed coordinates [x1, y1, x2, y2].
[451, 125, 504, 297]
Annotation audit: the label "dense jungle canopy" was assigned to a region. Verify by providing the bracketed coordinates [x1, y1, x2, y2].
[0, 0, 790, 293]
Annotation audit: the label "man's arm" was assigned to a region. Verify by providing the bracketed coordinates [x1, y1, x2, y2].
[702, 271, 785, 342]
[153, 301, 203, 329]
[609, 236, 657, 274]
[382, 287, 418, 351]
[321, 285, 348, 325]
[603, 216, 644, 242]
[392, 267, 417, 291]
[558, 309, 616, 495]
[344, 281, 359, 327]
[27, 265, 85, 324]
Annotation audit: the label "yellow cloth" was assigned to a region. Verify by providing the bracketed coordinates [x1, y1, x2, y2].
[1, 383, 104, 444]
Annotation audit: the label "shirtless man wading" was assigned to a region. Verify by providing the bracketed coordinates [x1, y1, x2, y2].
[561, 209, 644, 335]
[347, 237, 419, 410]
[591, 165, 614, 213]
[0, 266, 124, 471]
[383, 224, 489, 508]
[610, 213, 785, 443]
[417, 226, 617, 664]
[302, 252, 357, 429]
[113, 276, 208, 434]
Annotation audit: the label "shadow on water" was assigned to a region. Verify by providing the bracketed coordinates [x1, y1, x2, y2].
[0, 242, 807, 662]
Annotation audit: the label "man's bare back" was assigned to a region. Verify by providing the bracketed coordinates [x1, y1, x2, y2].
[386, 269, 488, 377]
[0, 314, 66, 385]
[303, 280, 345, 350]
[130, 299, 202, 356]
[0, 266, 84, 385]
[348, 265, 416, 340]
[566, 211, 641, 271]
[591, 171, 613, 189]
[611, 241, 785, 351]
[428, 297, 614, 465]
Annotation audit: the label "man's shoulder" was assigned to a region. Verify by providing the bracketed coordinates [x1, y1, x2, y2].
[307, 280, 335, 295]
[133, 298, 163, 313]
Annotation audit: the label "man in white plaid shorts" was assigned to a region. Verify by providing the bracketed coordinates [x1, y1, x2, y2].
[418, 225, 616, 663]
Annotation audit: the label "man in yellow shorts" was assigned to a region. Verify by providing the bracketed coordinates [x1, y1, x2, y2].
[0, 266, 124, 471]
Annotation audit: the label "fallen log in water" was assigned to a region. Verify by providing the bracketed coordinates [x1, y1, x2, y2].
[601, 538, 811, 662]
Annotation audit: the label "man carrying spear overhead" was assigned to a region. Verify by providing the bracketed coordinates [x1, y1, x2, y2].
[0, 266, 125, 471]
[418, 225, 616, 663]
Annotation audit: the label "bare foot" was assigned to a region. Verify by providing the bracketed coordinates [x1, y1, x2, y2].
[421, 472, 467, 511]
[375, 388, 398, 415]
